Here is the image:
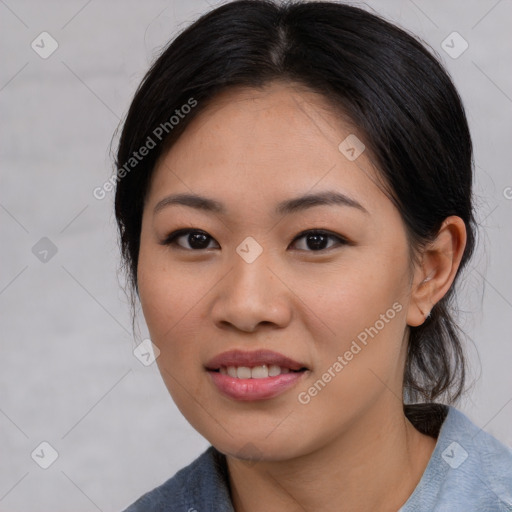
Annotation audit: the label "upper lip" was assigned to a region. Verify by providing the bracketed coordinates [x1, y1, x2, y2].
[205, 349, 307, 371]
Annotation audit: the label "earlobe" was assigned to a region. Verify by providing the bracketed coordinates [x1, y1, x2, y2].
[406, 216, 467, 327]
[407, 272, 435, 327]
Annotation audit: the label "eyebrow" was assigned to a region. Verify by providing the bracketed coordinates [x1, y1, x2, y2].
[153, 190, 368, 216]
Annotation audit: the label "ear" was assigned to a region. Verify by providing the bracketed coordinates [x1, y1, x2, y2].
[407, 216, 467, 327]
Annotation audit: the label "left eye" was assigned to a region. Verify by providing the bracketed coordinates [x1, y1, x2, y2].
[290, 230, 347, 252]
[161, 229, 218, 250]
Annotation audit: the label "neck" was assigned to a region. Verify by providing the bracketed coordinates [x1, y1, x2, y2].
[226, 400, 437, 512]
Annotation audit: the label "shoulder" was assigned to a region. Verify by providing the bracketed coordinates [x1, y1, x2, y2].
[122, 446, 233, 512]
[445, 407, 512, 508]
[402, 405, 512, 511]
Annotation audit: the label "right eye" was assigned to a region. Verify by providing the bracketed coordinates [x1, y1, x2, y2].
[160, 229, 220, 250]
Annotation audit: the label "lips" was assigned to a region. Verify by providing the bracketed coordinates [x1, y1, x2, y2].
[205, 349, 309, 401]
[205, 349, 307, 372]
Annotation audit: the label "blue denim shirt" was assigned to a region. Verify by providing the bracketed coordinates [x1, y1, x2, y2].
[123, 406, 512, 511]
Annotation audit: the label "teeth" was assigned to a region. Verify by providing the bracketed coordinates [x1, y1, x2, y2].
[251, 365, 269, 378]
[236, 366, 252, 379]
[223, 365, 294, 379]
[268, 364, 281, 377]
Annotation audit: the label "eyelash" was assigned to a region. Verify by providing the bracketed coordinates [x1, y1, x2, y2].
[160, 228, 350, 252]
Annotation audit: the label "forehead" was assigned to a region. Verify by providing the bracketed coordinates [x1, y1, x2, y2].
[148, 82, 386, 214]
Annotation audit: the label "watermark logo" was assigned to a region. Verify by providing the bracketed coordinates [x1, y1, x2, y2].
[338, 134, 365, 161]
[441, 32, 468, 60]
[236, 236, 263, 264]
[31, 441, 59, 469]
[235, 442, 264, 467]
[442, 441, 468, 469]
[133, 338, 160, 366]
[32, 237, 58, 263]
[31, 32, 58, 59]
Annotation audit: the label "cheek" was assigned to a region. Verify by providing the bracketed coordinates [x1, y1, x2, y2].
[137, 260, 207, 418]
[136, 243, 223, 393]
[302, 255, 409, 343]
[298, 249, 411, 390]
[138, 240, 198, 334]
[138, 273, 200, 357]
[137, 247, 194, 363]
[291, 283, 409, 441]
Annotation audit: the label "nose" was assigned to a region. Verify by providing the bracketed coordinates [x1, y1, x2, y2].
[210, 249, 293, 333]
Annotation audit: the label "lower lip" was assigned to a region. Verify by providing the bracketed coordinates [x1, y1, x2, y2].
[207, 370, 307, 401]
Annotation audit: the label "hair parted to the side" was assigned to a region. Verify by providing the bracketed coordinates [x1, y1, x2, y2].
[114, 0, 476, 412]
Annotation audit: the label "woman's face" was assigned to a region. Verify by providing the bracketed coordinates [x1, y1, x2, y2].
[137, 82, 417, 461]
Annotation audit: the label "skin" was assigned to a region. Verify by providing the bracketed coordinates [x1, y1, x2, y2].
[137, 81, 467, 511]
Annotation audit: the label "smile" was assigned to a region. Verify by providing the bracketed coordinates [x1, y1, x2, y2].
[219, 364, 299, 379]
[205, 350, 309, 401]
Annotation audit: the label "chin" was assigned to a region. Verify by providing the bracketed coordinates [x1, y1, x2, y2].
[200, 427, 313, 463]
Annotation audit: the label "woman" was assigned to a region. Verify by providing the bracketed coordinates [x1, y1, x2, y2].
[116, 1, 512, 510]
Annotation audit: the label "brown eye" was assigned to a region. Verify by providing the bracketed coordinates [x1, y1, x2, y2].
[290, 230, 348, 252]
[161, 229, 219, 250]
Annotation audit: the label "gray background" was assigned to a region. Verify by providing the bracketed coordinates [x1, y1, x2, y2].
[1, 0, 511, 510]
